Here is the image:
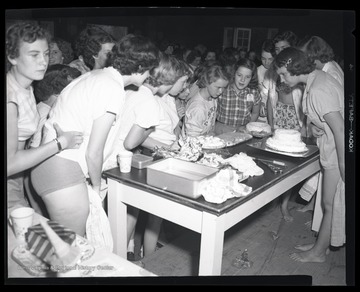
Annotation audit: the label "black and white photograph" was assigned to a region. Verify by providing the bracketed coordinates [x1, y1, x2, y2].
[5, 7, 355, 286]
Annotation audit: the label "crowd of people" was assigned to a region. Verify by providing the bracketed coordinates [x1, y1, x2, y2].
[6, 21, 345, 265]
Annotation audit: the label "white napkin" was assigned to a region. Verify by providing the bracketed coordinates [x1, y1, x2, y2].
[85, 184, 113, 252]
[199, 169, 252, 204]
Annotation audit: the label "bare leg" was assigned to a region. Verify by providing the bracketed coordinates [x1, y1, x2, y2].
[294, 243, 330, 255]
[127, 206, 139, 246]
[281, 190, 293, 222]
[290, 168, 340, 262]
[143, 214, 163, 257]
[24, 171, 45, 216]
[42, 183, 89, 236]
[297, 195, 315, 212]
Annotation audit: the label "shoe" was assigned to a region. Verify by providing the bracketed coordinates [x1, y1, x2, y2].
[127, 251, 136, 261]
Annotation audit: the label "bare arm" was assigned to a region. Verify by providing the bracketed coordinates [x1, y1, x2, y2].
[123, 124, 154, 151]
[323, 111, 345, 181]
[141, 136, 173, 150]
[267, 97, 274, 129]
[250, 102, 260, 122]
[86, 112, 116, 193]
[7, 103, 83, 177]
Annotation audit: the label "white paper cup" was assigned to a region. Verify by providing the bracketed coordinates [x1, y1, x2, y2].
[9, 207, 34, 243]
[118, 150, 133, 173]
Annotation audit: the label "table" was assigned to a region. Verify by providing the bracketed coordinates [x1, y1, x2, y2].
[7, 212, 157, 278]
[103, 137, 320, 276]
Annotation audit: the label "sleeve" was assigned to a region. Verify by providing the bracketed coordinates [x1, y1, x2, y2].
[92, 79, 125, 121]
[7, 88, 18, 105]
[310, 85, 342, 122]
[184, 101, 207, 136]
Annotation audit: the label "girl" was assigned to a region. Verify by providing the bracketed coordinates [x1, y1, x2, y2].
[257, 39, 276, 124]
[274, 47, 344, 263]
[31, 34, 160, 236]
[6, 22, 83, 213]
[184, 63, 231, 137]
[215, 58, 261, 135]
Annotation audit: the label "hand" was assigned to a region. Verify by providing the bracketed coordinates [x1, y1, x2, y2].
[310, 123, 325, 138]
[54, 122, 84, 150]
[176, 106, 185, 119]
[170, 141, 180, 150]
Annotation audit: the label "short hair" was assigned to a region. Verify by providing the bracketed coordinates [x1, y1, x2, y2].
[234, 58, 259, 89]
[6, 22, 51, 72]
[197, 63, 231, 88]
[186, 50, 202, 64]
[74, 25, 116, 69]
[261, 39, 276, 57]
[273, 31, 298, 47]
[146, 53, 185, 87]
[33, 64, 81, 102]
[50, 37, 74, 64]
[109, 34, 160, 75]
[297, 35, 335, 64]
[273, 47, 316, 76]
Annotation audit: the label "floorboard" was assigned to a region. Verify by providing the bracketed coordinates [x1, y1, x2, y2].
[139, 197, 346, 285]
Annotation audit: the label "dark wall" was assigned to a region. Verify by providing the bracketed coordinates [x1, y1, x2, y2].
[6, 8, 348, 58]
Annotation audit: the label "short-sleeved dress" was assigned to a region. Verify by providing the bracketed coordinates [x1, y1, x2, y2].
[7, 72, 40, 211]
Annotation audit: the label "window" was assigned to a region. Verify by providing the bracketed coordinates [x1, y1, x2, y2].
[223, 27, 251, 51]
[234, 28, 251, 51]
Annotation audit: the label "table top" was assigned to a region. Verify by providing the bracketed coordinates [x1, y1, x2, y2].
[103, 137, 320, 216]
[7, 213, 157, 278]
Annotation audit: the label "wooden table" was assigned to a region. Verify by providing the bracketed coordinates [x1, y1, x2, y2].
[7, 212, 157, 279]
[103, 137, 320, 276]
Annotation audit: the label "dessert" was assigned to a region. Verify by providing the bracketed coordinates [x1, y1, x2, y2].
[266, 129, 308, 153]
[196, 135, 227, 149]
[246, 122, 272, 137]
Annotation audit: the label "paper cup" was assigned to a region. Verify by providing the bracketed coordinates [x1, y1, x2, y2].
[118, 150, 133, 173]
[9, 207, 34, 243]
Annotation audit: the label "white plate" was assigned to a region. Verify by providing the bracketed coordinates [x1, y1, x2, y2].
[247, 140, 319, 158]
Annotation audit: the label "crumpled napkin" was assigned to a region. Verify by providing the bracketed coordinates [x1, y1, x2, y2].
[199, 169, 252, 204]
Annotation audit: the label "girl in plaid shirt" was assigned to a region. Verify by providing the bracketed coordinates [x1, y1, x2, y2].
[215, 58, 261, 135]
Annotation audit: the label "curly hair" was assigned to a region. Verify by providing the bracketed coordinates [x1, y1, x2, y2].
[74, 26, 116, 69]
[273, 31, 298, 48]
[297, 35, 335, 64]
[109, 34, 160, 75]
[273, 47, 316, 76]
[261, 39, 276, 57]
[146, 53, 186, 87]
[33, 64, 81, 102]
[197, 62, 232, 88]
[50, 37, 74, 64]
[233, 58, 259, 89]
[6, 22, 51, 72]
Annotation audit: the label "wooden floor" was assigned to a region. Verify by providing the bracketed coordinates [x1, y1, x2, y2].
[136, 193, 347, 285]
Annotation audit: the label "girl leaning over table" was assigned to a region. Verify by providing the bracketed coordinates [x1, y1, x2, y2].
[6, 22, 83, 213]
[104, 54, 194, 259]
[30, 34, 160, 236]
[273, 47, 344, 263]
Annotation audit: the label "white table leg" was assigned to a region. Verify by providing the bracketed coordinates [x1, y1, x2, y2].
[198, 212, 225, 276]
[312, 171, 324, 232]
[107, 180, 127, 258]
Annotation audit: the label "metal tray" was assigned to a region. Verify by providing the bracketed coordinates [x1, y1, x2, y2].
[216, 132, 253, 147]
[247, 139, 319, 158]
[201, 132, 253, 149]
[146, 158, 219, 199]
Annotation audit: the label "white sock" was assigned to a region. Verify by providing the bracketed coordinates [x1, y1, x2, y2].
[127, 239, 135, 252]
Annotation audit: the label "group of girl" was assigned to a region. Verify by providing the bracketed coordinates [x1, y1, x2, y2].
[7, 22, 344, 264]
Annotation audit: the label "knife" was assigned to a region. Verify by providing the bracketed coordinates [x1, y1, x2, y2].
[248, 156, 286, 167]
